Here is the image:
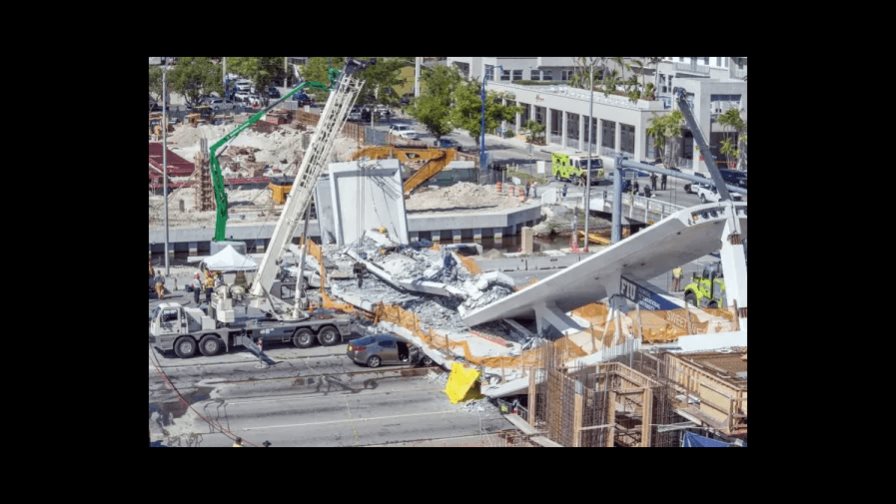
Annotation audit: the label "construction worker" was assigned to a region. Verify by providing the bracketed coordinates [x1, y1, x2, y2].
[191, 272, 202, 305]
[672, 266, 683, 292]
[154, 272, 166, 300]
[661, 173, 667, 190]
[353, 261, 367, 288]
[204, 270, 216, 304]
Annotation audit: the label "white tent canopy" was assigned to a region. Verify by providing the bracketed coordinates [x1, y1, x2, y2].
[202, 245, 258, 272]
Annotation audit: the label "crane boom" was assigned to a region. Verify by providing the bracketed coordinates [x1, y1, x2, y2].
[208, 72, 339, 242]
[249, 60, 367, 316]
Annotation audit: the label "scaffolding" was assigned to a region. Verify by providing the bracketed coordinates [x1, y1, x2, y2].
[524, 345, 680, 447]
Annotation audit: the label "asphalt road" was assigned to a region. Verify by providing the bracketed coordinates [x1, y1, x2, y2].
[149, 342, 511, 447]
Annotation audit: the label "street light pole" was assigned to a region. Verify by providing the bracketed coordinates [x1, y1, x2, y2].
[584, 59, 594, 252]
[162, 58, 170, 275]
[479, 74, 487, 171]
[414, 57, 421, 98]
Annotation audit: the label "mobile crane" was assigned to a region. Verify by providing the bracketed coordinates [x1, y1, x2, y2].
[149, 60, 368, 358]
[672, 87, 747, 329]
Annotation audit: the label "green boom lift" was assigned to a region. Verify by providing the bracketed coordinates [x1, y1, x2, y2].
[209, 68, 341, 242]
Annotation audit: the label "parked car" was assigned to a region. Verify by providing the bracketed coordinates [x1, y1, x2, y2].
[207, 98, 234, 111]
[694, 184, 744, 203]
[266, 87, 281, 98]
[718, 168, 747, 188]
[348, 107, 363, 121]
[435, 138, 462, 151]
[292, 92, 313, 106]
[388, 124, 420, 140]
[684, 172, 707, 194]
[346, 334, 433, 368]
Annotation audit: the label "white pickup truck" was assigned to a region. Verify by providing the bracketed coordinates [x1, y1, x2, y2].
[388, 124, 420, 140]
[694, 183, 743, 203]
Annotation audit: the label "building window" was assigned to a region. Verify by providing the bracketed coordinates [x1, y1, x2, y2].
[561, 70, 573, 81]
[520, 103, 531, 124]
[543, 72, 553, 81]
[716, 57, 722, 67]
[620, 123, 635, 155]
[484, 65, 494, 82]
[530, 70, 541, 81]
[703, 57, 709, 65]
[502, 69, 511, 81]
[724, 58, 729, 68]
[646, 132, 658, 161]
[512, 69, 522, 81]
[567, 112, 579, 140]
[601, 120, 616, 151]
[550, 109, 562, 136]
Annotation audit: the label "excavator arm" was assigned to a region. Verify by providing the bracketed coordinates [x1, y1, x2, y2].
[209, 79, 332, 242]
[350, 146, 458, 196]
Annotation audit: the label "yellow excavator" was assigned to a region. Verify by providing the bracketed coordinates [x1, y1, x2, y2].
[268, 146, 459, 204]
[349, 146, 458, 196]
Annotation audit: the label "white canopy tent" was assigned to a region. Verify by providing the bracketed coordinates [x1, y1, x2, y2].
[202, 245, 258, 272]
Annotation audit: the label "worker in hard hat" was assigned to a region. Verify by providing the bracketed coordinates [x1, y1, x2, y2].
[191, 272, 202, 305]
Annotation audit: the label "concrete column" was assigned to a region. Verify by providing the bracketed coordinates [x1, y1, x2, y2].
[521, 226, 534, 254]
[493, 228, 503, 243]
[452, 229, 462, 242]
[615, 122, 622, 155]
[256, 240, 266, 253]
[473, 228, 483, 241]
[432, 231, 442, 243]
[545, 108, 552, 146]
[561, 110, 568, 148]
[188, 241, 198, 255]
[515, 108, 522, 133]
[529, 103, 536, 129]
[578, 113, 585, 150]
[635, 127, 646, 162]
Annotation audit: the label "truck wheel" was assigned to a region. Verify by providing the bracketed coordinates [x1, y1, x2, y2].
[199, 335, 222, 356]
[292, 328, 315, 348]
[174, 337, 197, 358]
[700, 194, 707, 203]
[685, 292, 697, 307]
[420, 356, 434, 367]
[367, 355, 382, 368]
[318, 326, 340, 346]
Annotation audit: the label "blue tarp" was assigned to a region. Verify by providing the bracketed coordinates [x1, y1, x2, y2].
[682, 431, 735, 447]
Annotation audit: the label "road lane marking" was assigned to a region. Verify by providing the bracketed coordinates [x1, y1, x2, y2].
[241, 409, 458, 431]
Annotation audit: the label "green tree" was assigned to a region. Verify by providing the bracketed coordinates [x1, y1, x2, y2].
[408, 65, 462, 141]
[524, 119, 545, 145]
[449, 80, 521, 147]
[148, 66, 163, 104]
[718, 108, 746, 169]
[646, 110, 684, 168]
[168, 57, 222, 107]
[355, 58, 407, 107]
[301, 57, 408, 105]
[226, 57, 286, 104]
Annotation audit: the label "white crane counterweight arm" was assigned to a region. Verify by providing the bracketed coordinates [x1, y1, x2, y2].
[250, 69, 365, 304]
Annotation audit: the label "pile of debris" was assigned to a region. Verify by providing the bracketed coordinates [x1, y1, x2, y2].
[405, 182, 525, 214]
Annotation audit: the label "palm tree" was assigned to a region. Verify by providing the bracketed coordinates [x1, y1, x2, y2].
[646, 110, 684, 168]
[645, 57, 663, 99]
[718, 108, 746, 169]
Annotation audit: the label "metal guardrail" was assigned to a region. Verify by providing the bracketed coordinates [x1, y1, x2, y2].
[674, 62, 710, 75]
[592, 190, 685, 222]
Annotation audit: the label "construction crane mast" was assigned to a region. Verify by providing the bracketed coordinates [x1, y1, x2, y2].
[248, 60, 367, 318]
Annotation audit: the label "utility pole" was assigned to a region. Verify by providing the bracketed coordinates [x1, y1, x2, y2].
[479, 74, 487, 171]
[414, 57, 422, 97]
[584, 58, 595, 252]
[162, 58, 170, 275]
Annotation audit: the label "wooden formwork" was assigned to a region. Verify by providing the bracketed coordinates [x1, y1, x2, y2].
[663, 352, 747, 434]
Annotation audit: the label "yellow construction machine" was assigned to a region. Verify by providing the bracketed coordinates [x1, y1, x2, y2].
[349, 146, 458, 196]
